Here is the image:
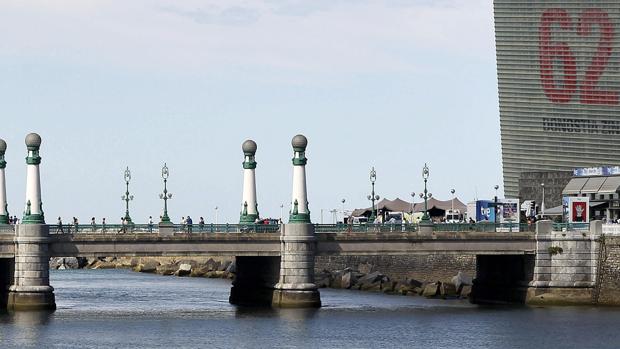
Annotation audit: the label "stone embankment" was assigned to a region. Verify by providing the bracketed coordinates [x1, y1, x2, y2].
[316, 268, 472, 299]
[50, 256, 472, 300]
[49, 257, 236, 279]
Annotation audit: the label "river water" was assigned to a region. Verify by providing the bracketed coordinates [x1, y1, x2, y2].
[0, 269, 619, 348]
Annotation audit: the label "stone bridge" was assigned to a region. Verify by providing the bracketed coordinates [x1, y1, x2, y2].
[0, 133, 613, 311]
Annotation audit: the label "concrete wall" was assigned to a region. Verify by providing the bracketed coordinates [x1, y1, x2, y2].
[314, 254, 476, 283]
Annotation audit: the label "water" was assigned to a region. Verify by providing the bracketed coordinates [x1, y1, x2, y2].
[0, 270, 619, 348]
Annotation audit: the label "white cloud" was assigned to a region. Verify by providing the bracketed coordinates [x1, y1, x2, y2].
[0, 0, 494, 78]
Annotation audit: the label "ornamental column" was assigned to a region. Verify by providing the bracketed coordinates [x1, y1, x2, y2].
[239, 140, 259, 224]
[8, 133, 55, 311]
[0, 139, 8, 224]
[272, 134, 321, 308]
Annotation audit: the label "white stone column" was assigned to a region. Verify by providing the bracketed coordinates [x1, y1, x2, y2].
[8, 133, 55, 311]
[0, 139, 8, 224]
[240, 140, 259, 224]
[273, 134, 321, 308]
[22, 133, 44, 223]
[289, 134, 310, 223]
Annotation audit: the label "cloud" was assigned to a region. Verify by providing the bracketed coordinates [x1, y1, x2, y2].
[0, 0, 494, 79]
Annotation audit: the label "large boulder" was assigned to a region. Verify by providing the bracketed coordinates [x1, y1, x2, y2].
[49, 258, 63, 270]
[175, 263, 192, 277]
[133, 261, 159, 273]
[225, 260, 236, 274]
[218, 260, 232, 272]
[190, 266, 209, 277]
[440, 282, 458, 298]
[451, 272, 473, 294]
[63, 257, 80, 269]
[315, 269, 332, 288]
[156, 263, 178, 276]
[422, 282, 441, 297]
[459, 285, 472, 299]
[341, 270, 355, 289]
[203, 258, 221, 272]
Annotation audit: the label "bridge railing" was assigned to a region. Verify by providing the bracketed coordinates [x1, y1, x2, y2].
[552, 222, 590, 231]
[314, 223, 419, 233]
[432, 222, 536, 233]
[0, 225, 15, 234]
[48, 223, 281, 235]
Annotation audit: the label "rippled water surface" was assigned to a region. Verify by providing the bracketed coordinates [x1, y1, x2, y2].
[0, 269, 619, 348]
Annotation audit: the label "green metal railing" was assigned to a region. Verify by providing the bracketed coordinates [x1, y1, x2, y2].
[314, 223, 419, 233]
[43, 221, 593, 235]
[48, 223, 280, 235]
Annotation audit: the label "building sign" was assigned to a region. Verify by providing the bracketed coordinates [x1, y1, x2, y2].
[499, 199, 520, 224]
[569, 197, 590, 223]
[476, 200, 495, 222]
[574, 166, 620, 177]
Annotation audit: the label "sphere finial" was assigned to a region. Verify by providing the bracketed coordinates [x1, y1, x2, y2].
[25, 133, 42, 151]
[242, 139, 257, 155]
[291, 134, 308, 151]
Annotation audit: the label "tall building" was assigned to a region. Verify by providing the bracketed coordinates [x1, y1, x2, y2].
[494, 0, 620, 197]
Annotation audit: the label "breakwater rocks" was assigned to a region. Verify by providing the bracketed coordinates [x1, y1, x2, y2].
[49, 257, 236, 279]
[316, 268, 473, 299]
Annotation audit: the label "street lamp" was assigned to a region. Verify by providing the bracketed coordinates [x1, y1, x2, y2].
[280, 203, 284, 222]
[341, 198, 346, 224]
[541, 182, 546, 217]
[214, 206, 219, 225]
[450, 188, 456, 220]
[159, 163, 173, 224]
[419, 163, 433, 224]
[367, 167, 380, 223]
[410, 192, 416, 223]
[121, 166, 134, 224]
[494, 184, 499, 224]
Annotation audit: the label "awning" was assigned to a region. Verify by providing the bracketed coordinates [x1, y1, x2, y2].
[580, 177, 607, 194]
[599, 176, 620, 194]
[562, 177, 588, 195]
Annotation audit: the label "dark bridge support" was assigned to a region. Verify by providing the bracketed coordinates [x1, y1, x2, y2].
[272, 223, 321, 308]
[471, 254, 535, 304]
[8, 224, 55, 311]
[0, 258, 14, 310]
[229, 256, 280, 306]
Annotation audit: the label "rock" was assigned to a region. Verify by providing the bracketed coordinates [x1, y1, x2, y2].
[156, 264, 177, 276]
[406, 278, 423, 288]
[219, 260, 232, 272]
[440, 282, 458, 298]
[63, 257, 80, 269]
[225, 260, 236, 274]
[190, 266, 209, 277]
[357, 271, 384, 285]
[422, 282, 440, 297]
[451, 272, 473, 294]
[358, 263, 373, 274]
[133, 261, 159, 273]
[315, 270, 332, 288]
[49, 258, 63, 270]
[459, 285, 472, 298]
[341, 271, 355, 289]
[104, 256, 117, 263]
[92, 261, 117, 269]
[204, 258, 221, 272]
[175, 263, 192, 276]
[77, 257, 89, 268]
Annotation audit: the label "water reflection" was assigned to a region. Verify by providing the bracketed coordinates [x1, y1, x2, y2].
[4, 311, 53, 347]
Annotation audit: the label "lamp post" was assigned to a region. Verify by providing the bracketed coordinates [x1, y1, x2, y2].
[159, 163, 173, 224]
[121, 167, 134, 224]
[341, 198, 346, 224]
[419, 163, 433, 224]
[541, 182, 546, 217]
[214, 206, 219, 225]
[450, 188, 456, 220]
[410, 192, 415, 223]
[367, 167, 380, 223]
[280, 203, 284, 222]
[494, 184, 499, 224]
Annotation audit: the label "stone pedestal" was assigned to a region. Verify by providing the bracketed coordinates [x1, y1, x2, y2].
[272, 223, 321, 308]
[158, 222, 174, 237]
[7, 224, 55, 311]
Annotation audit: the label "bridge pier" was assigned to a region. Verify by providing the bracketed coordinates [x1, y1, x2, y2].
[272, 223, 320, 308]
[8, 224, 55, 311]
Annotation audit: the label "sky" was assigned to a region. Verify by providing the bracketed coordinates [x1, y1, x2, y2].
[0, 0, 501, 224]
